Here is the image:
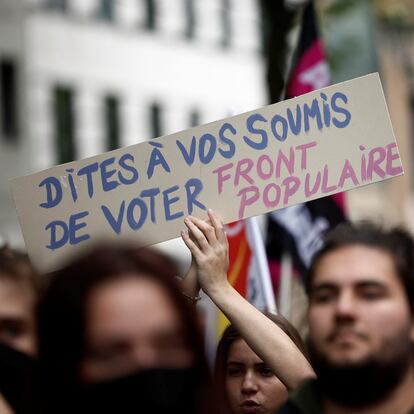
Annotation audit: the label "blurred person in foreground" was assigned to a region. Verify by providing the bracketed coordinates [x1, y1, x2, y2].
[215, 313, 308, 414]
[180, 210, 315, 410]
[37, 245, 226, 414]
[0, 245, 37, 356]
[182, 213, 414, 414]
[284, 223, 414, 414]
[0, 246, 38, 414]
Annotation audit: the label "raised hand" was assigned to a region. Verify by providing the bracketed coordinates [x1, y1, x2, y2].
[181, 210, 315, 389]
[181, 209, 229, 295]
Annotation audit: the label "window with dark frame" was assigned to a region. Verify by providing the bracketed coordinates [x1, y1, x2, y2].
[0, 59, 18, 142]
[53, 86, 76, 164]
[220, 0, 231, 48]
[104, 95, 121, 150]
[144, 0, 157, 31]
[189, 109, 200, 127]
[97, 0, 115, 22]
[184, 0, 196, 40]
[149, 102, 163, 138]
[47, 0, 67, 12]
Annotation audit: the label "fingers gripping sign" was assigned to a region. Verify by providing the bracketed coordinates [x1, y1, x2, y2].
[181, 209, 229, 295]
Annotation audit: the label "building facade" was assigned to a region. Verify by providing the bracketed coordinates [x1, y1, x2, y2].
[0, 0, 266, 253]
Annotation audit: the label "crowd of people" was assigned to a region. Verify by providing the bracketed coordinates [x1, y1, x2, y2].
[0, 209, 414, 414]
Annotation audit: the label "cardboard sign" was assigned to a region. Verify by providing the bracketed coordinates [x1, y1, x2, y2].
[10, 73, 403, 272]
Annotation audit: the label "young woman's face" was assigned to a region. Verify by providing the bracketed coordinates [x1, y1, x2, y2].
[79, 275, 194, 383]
[225, 338, 288, 414]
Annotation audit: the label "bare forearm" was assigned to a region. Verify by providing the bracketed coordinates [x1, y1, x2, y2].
[207, 281, 315, 389]
[181, 210, 315, 389]
[180, 260, 200, 298]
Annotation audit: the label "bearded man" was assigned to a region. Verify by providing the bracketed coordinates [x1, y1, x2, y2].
[278, 223, 414, 414]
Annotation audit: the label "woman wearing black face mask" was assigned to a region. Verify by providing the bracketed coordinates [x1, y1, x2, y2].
[0, 246, 39, 414]
[36, 245, 227, 414]
[0, 342, 36, 414]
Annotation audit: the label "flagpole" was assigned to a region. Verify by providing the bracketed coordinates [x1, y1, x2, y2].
[279, 251, 293, 318]
[246, 216, 277, 314]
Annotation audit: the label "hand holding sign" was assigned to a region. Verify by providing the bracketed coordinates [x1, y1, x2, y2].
[181, 209, 229, 296]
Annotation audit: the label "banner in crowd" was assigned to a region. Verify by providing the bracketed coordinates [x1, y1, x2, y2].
[10, 73, 402, 272]
[217, 218, 275, 338]
[266, 0, 346, 287]
[216, 221, 251, 339]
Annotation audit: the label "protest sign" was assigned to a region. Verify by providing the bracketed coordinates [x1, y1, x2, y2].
[10, 73, 403, 272]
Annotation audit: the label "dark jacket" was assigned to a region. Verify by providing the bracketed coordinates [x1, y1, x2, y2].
[276, 380, 323, 414]
[276, 379, 414, 414]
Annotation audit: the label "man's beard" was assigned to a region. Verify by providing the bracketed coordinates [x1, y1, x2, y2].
[307, 331, 413, 408]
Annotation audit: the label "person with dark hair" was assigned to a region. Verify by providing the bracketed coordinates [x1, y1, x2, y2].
[37, 245, 226, 414]
[0, 245, 38, 356]
[0, 245, 38, 414]
[182, 213, 414, 413]
[215, 313, 308, 414]
[278, 222, 414, 413]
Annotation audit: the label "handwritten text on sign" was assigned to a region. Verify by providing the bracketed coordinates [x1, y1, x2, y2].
[10, 74, 403, 272]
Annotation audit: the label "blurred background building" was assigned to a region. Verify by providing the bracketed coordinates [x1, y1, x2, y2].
[374, 0, 414, 228]
[319, 0, 414, 230]
[1, 0, 414, 278]
[0, 0, 266, 251]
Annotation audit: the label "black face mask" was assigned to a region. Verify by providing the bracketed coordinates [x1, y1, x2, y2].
[0, 342, 36, 414]
[76, 368, 203, 414]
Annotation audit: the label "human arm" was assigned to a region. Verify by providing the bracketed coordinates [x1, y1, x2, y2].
[181, 209, 315, 389]
[177, 256, 201, 304]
